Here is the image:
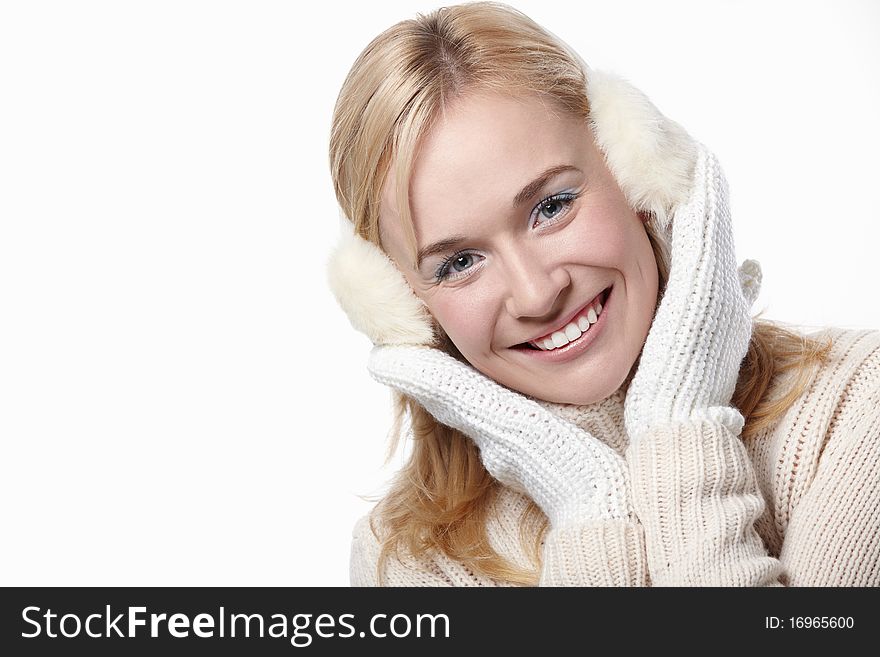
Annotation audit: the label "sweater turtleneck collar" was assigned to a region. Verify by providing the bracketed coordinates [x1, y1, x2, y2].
[525, 365, 637, 458]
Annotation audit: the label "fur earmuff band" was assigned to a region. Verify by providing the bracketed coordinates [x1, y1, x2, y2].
[326, 68, 699, 347]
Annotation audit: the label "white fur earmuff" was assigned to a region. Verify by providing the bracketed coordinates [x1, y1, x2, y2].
[326, 218, 437, 346]
[585, 67, 697, 233]
[326, 69, 699, 346]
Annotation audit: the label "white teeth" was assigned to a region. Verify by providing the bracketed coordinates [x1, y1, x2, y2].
[528, 297, 605, 352]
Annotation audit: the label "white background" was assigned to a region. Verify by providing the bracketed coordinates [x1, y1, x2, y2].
[1, 0, 878, 586]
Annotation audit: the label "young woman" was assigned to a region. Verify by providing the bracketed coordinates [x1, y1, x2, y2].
[326, 2, 880, 586]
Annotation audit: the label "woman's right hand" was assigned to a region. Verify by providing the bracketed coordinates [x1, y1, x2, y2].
[367, 344, 634, 529]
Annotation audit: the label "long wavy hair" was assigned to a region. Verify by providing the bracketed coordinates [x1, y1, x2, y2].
[329, 1, 833, 585]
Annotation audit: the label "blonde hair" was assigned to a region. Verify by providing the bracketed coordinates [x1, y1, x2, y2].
[329, 1, 833, 585]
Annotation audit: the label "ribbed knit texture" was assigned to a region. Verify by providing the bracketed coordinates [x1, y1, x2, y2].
[350, 327, 880, 586]
[624, 145, 755, 441]
[367, 344, 634, 528]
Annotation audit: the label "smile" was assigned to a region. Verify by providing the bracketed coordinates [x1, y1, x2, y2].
[515, 287, 610, 349]
[511, 286, 612, 361]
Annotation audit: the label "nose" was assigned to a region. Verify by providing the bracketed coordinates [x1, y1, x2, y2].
[502, 246, 570, 319]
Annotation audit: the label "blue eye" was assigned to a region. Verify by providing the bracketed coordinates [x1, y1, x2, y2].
[435, 251, 483, 282]
[532, 192, 579, 227]
[433, 192, 580, 284]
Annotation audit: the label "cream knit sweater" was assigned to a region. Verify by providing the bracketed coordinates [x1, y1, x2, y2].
[350, 326, 880, 586]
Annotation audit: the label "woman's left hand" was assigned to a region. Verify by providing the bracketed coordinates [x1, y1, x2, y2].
[624, 144, 762, 441]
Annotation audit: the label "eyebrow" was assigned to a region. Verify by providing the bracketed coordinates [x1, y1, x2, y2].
[415, 164, 582, 269]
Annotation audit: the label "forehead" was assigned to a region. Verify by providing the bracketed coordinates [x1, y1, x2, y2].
[413, 92, 588, 203]
[379, 92, 591, 263]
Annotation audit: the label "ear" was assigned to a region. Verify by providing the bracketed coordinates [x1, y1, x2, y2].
[326, 219, 436, 346]
[585, 67, 699, 234]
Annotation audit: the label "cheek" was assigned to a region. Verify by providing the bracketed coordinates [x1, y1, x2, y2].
[560, 206, 636, 266]
[429, 292, 495, 355]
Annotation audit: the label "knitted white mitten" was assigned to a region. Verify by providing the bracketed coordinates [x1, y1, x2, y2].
[624, 144, 760, 441]
[368, 344, 634, 529]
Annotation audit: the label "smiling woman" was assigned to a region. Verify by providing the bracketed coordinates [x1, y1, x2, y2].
[326, 1, 880, 587]
[377, 90, 659, 405]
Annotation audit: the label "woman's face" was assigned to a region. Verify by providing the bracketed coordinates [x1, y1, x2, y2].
[378, 91, 659, 405]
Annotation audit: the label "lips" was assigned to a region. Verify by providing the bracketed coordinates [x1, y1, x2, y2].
[512, 286, 611, 350]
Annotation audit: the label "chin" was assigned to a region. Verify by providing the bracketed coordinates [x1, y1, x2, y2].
[537, 366, 632, 405]
[558, 388, 614, 405]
